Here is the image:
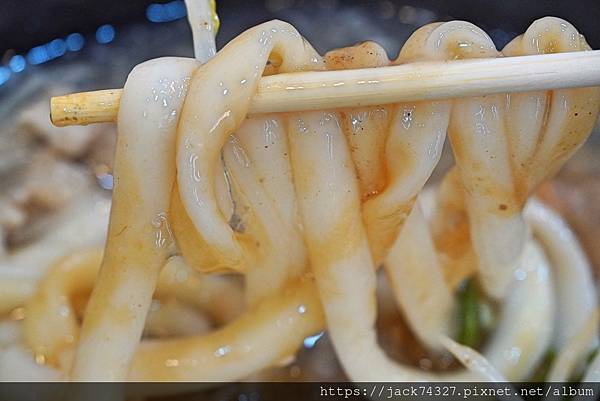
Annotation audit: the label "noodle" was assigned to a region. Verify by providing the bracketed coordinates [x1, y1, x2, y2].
[451, 17, 600, 299]
[129, 278, 323, 381]
[220, 132, 306, 305]
[175, 21, 321, 272]
[70, 57, 199, 380]
[23, 249, 247, 377]
[385, 202, 456, 351]
[0, 194, 109, 314]
[1, 7, 599, 387]
[547, 310, 599, 382]
[525, 199, 599, 351]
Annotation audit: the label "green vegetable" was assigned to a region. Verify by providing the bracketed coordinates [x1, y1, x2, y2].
[457, 279, 482, 348]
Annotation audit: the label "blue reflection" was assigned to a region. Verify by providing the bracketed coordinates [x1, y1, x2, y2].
[9, 55, 26, 73]
[48, 39, 67, 58]
[19, 33, 85, 69]
[27, 45, 49, 65]
[303, 331, 324, 349]
[97, 173, 114, 190]
[96, 24, 116, 44]
[146, 0, 187, 23]
[27, 38, 68, 65]
[0, 67, 11, 86]
[66, 33, 85, 51]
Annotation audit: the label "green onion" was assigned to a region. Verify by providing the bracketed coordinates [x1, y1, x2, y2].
[457, 279, 482, 348]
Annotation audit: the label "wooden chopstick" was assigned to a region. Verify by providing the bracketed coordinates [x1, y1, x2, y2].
[50, 50, 600, 127]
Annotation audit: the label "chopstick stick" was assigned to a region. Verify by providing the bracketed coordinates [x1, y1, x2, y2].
[50, 50, 600, 127]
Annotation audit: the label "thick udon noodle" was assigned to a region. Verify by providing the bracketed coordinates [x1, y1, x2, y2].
[0, 15, 599, 385]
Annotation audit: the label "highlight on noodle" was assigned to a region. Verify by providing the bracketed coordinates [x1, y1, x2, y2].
[0, 0, 599, 388]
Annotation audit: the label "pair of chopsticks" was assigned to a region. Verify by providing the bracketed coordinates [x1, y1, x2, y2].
[50, 50, 600, 127]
